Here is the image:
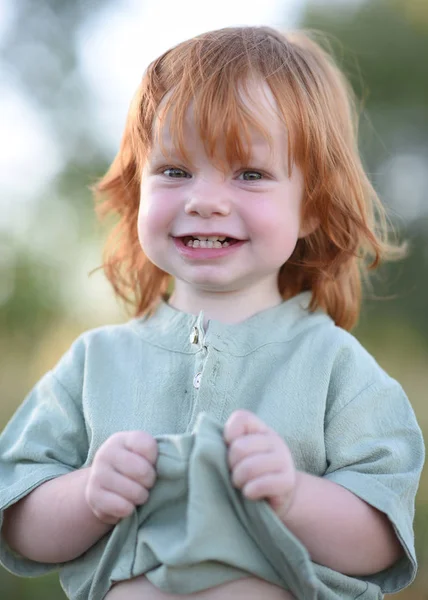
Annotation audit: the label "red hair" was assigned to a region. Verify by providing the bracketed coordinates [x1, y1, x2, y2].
[94, 26, 404, 330]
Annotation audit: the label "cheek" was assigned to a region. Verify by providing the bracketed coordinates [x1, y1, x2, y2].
[249, 201, 301, 241]
[138, 191, 172, 246]
[246, 194, 302, 265]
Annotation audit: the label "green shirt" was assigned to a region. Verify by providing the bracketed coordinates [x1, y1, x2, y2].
[0, 292, 424, 599]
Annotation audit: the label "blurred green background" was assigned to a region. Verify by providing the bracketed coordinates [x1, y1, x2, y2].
[0, 0, 427, 598]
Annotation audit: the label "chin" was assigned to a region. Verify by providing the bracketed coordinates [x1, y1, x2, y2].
[178, 274, 237, 293]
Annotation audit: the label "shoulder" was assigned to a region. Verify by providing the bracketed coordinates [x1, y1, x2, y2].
[320, 324, 386, 377]
[63, 318, 150, 355]
[50, 320, 146, 391]
[318, 326, 410, 423]
[326, 326, 393, 387]
[292, 307, 389, 378]
[286, 306, 382, 378]
[289, 312, 409, 418]
[263, 295, 390, 385]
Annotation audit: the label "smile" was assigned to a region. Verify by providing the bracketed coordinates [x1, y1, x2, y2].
[183, 236, 233, 248]
[172, 236, 245, 259]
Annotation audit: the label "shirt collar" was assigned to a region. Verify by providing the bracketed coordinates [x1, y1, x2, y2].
[130, 291, 330, 355]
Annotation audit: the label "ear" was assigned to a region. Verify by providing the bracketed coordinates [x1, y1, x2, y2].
[298, 215, 319, 239]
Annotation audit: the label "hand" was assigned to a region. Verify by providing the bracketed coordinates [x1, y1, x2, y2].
[224, 410, 297, 518]
[85, 431, 158, 525]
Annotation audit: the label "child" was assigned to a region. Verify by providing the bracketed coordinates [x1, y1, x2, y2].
[0, 26, 424, 600]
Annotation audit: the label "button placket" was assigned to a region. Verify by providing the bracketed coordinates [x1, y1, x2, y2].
[189, 318, 208, 392]
[186, 320, 212, 430]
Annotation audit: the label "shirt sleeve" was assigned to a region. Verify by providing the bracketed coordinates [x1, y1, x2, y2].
[0, 340, 88, 576]
[323, 378, 425, 593]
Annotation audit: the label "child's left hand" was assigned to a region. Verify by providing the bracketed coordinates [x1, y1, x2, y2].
[224, 409, 298, 518]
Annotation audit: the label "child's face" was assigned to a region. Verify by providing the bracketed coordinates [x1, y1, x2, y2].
[138, 81, 306, 303]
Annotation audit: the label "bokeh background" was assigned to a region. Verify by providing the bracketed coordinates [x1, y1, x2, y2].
[0, 0, 427, 598]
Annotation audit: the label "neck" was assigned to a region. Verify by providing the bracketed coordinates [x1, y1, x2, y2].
[168, 279, 283, 325]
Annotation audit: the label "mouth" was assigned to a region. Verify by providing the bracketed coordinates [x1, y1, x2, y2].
[174, 235, 242, 248]
[171, 235, 246, 258]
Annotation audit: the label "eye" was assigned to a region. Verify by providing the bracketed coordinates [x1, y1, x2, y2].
[162, 167, 191, 178]
[238, 170, 263, 181]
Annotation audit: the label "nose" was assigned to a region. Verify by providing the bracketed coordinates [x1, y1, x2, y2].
[184, 182, 231, 218]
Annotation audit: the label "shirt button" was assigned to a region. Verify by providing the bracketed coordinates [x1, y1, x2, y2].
[193, 372, 202, 389]
[190, 327, 199, 345]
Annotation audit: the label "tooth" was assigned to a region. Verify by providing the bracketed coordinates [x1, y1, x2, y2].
[206, 241, 213, 248]
[218, 236, 226, 242]
[223, 241, 229, 247]
[208, 236, 218, 242]
[214, 241, 222, 248]
[193, 240, 200, 248]
[186, 240, 194, 247]
[198, 237, 208, 241]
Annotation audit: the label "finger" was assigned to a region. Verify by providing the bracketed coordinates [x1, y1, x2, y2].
[112, 449, 157, 489]
[100, 470, 150, 506]
[228, 434, 275, 470]
[88, 489, 136, 524]
[231, 453, 285, 489]
[224, 410, 269, 444]
[123, 431, 158, 465]
[243, 473, 294, 502]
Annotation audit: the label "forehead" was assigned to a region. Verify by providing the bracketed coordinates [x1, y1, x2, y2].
[152, 80, 288, 163]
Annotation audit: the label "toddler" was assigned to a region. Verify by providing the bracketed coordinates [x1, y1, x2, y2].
[0, 26, 424, 600]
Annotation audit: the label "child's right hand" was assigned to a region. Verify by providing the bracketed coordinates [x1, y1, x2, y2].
[85, 431, 158, 525]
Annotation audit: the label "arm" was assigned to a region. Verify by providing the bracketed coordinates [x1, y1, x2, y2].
[225, 410, 403, 576]
[2, 469, 112, 563]
[279, 471, 402, 575]
[3, 430, 158, 564]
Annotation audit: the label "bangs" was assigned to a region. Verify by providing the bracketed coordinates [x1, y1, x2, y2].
[154, 79, 279, 171]
[133, 27, 303, 174]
